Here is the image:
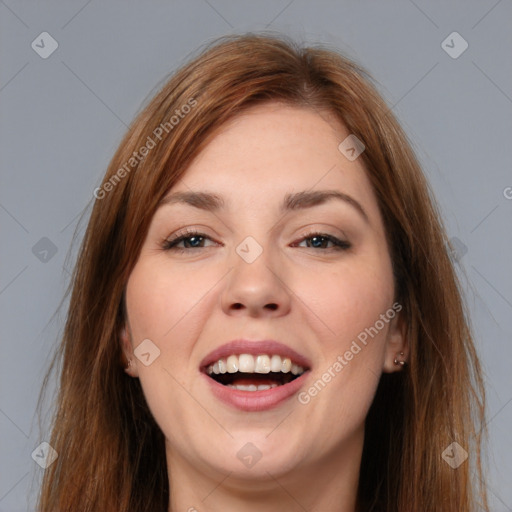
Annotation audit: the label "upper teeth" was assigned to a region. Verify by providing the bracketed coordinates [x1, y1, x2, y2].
[206, 354, 305, 376]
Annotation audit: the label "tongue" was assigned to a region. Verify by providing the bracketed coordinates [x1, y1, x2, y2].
[231, 377, 281, 386]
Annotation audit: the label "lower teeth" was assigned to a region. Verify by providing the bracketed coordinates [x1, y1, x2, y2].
[227, 383, 279, 391]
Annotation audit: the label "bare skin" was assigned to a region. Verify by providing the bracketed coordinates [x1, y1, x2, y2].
[121, 102, 408, 512]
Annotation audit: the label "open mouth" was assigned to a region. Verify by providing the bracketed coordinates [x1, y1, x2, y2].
[203, 354, 308, 391]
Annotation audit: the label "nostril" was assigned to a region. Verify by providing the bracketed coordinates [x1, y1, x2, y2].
[229, 303, 278, 311]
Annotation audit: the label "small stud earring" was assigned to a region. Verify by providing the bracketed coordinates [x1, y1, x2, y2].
[125, 358, 133, 371]
[394, 352, 406, 366]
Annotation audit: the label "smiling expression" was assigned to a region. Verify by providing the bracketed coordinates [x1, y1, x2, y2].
[121, 102, 406, 481]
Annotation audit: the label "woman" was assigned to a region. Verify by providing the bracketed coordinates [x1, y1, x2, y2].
[36, 33, 488, 511]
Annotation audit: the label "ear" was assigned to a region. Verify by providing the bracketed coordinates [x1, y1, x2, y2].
[382, 308, 408, 373]
[120, 324, 139, 378]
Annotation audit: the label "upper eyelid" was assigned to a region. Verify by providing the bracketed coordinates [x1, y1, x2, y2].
[165, 221, 351, 239]
[165, 228, 347, 240]
[155, 203, 365, 234]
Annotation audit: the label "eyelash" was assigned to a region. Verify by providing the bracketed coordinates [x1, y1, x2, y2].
[161, 228, 351, 253]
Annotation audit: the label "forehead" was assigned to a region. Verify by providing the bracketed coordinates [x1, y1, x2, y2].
[166, 102, 380, 220]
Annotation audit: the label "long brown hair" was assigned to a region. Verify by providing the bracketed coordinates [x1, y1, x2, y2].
[36, 33, 488, 511]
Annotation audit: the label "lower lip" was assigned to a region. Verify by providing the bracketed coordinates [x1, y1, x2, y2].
[201, 371, 310, 412]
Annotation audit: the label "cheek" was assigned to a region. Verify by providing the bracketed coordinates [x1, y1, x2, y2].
[125, 259, 218, 340]
[297, 257, 395, 424]
[298, 256, 395, 347]
[124, 261, 209, 431]
[298, 258, 393, 410]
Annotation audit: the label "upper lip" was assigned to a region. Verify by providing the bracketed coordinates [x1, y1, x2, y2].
[199, 339, 312, 371]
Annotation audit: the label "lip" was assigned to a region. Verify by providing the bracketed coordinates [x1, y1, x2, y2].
[199, 339, 312, 370]
[199, 339, 312, 412]
[201, 370, 310, 412]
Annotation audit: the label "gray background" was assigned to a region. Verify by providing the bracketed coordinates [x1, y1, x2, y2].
[1, 1, 511, 510]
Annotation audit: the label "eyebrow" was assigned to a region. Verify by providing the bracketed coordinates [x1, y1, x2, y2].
[159, 189, 369, 223]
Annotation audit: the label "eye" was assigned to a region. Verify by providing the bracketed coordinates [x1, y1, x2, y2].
[293, 232, 351, 251]
[162, 229, 218, 252]
[161, 229, 351, 253]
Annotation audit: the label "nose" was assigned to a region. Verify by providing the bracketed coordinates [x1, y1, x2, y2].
[221, 245, 291, 318]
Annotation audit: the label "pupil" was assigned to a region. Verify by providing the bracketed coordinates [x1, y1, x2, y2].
[186, 236, 202, 248]
[310, 236, 324, 248]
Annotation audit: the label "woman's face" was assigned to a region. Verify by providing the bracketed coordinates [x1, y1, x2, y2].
[122, 102, 406, 484]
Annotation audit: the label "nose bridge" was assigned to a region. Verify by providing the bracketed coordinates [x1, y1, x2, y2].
[221, 232, 291, 316]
